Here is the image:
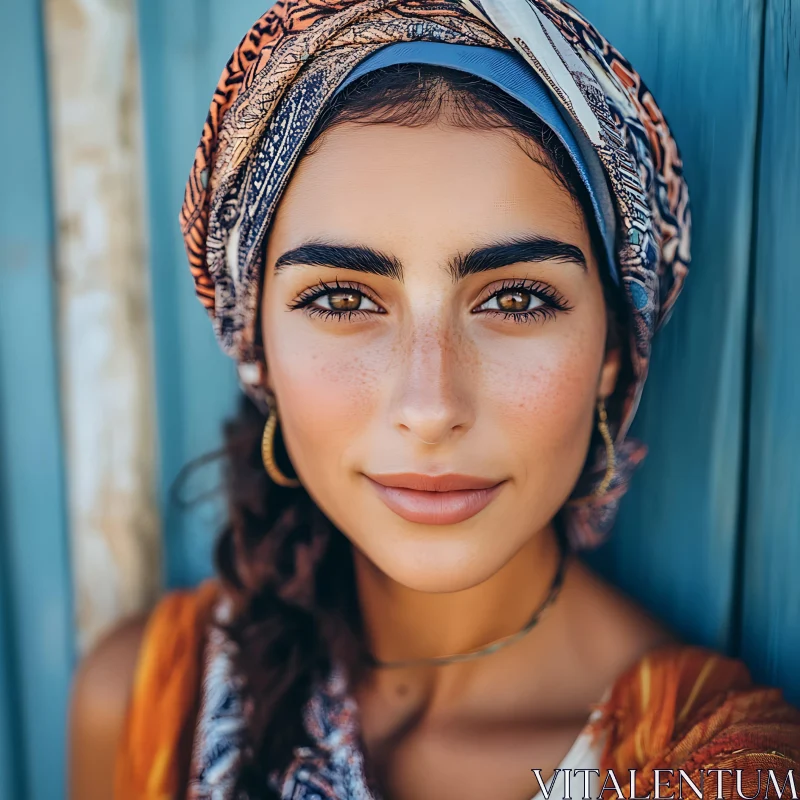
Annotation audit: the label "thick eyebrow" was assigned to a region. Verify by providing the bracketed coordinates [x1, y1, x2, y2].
[449, 236, 587, 280]
[273, 243, 402, 280]
[272, 235, 586, 282]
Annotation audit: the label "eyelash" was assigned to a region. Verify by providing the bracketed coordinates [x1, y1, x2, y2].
[287, 278, 572, 323]
[473, 279, 572, 324]
[287, 279, 386, 322]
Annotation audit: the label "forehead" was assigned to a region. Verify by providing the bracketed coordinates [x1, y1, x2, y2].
[268, 122, 592, 256]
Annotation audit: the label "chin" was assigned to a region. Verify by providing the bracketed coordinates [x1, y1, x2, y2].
[317, 476, 553, 593]
[375, 556, 506, 595]
[352, 522, 525, 594]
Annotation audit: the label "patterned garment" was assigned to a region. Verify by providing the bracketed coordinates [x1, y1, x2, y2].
[187, 619, 376, 800]
[178, 0, 691, 552]
[114, 583, 800, 800]
[186, 606, 605, 800]
[185, 609, 800, 800]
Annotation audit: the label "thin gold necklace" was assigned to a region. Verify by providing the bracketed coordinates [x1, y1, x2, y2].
[363, 537, 570, 670]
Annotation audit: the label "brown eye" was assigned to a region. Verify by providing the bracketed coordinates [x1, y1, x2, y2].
[328, 290, 362, 311]
[475, 286, 546, 316]
[496, 290, 531, 312]
[309, 287, 382, 314]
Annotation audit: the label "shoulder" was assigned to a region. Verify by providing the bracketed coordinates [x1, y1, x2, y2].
[568, 566, 800, 775]
[562, 559, 681, 706]
[69, 614, 149, 800]
[71, 613, 149, 714]
[594, 643, 800, 779]
[115, 579, 222, 797]
[69, 580, 221, 800]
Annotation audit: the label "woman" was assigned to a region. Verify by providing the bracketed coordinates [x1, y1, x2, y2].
[70, 1, 800, 799]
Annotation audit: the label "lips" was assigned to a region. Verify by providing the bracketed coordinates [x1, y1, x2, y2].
[365, 472, 505, 525]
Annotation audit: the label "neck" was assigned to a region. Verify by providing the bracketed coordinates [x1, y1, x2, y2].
[352, 523, 566, 698]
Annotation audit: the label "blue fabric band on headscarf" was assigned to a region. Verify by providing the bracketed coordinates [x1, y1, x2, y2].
[333, 41, 619, 285]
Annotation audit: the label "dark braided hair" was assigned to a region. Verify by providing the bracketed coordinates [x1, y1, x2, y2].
[207, 64, 628, 798]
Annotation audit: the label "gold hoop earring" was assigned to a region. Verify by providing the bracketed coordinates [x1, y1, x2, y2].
[593, 398, 615, 497]
[261, 396, 301, 488]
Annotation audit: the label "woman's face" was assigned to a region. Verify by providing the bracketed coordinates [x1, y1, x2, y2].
[262, 120, 620, 593]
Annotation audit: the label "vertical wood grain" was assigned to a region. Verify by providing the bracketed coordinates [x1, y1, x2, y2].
[0, 1, 74, 797]
[0, 539, 22, 800]
[43, 0, 162, 651]
[574, 0, 767, 653]
[739, 0, 800, 704]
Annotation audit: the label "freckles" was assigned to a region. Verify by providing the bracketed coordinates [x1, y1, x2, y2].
[532, 362, 594, 423]
[402, 313, 481, 384]
[451, 324, 481, 378]
[277, 339, 385, 435]
[481, 335, 598, 437]
[320, 350, 383, 420]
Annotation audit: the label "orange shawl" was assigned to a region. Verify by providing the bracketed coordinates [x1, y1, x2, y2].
[115, 584, 800, 799]
[590, 646, 800, 799]
[114, 580, 220, 800]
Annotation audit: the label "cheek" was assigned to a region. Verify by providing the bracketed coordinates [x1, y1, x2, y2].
[263, 313, 386, 475]
[480, 320, 603, 484]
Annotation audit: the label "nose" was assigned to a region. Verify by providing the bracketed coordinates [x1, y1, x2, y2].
[390, 319, 476, 446]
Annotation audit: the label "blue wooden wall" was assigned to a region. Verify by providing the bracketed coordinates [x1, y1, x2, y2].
[577, 0, 800, 698]
[0, 1, 798, 798]
[580, 0, 766, 657]
[739, 0, 800, 695]
[0, 2, 75, 799]
[135, 0, 267, 591]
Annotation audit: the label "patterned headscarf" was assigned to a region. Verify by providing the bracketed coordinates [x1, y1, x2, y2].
[180, 0, 691, 550]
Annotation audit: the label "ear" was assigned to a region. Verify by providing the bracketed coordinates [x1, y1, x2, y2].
[263, 365, 275, 395]
[598, 345, 622, 400]
[241, 356, 273, 396]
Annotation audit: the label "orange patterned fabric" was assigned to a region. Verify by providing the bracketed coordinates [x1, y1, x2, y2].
[179, 0, 507, 322]
[114, 580, 220, 800]
[589, 644, 800, 798]
[116, 587, 800, 799]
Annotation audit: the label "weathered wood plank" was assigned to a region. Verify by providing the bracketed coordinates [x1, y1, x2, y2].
[43, 0, 162, 653]
[739, 0, 800, 704]
[575, 0, 766, 652]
